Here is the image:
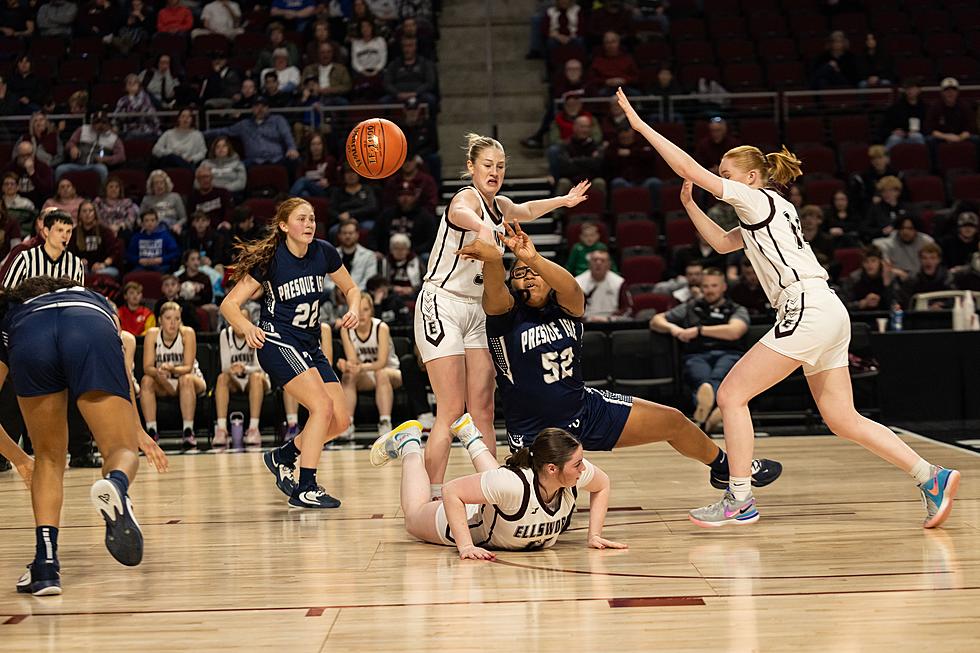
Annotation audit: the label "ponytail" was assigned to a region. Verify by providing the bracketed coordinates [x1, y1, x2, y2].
[765, 146, 803, 187]
[504, 428, 581, 474]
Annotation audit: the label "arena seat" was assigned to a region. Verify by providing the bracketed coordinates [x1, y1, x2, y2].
[610, 330, 676, 400]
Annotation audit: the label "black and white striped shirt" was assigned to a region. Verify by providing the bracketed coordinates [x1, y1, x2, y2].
[2, 244, 86, 289]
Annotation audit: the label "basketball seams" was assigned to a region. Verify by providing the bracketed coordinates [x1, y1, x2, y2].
[345, 118, 407, 179]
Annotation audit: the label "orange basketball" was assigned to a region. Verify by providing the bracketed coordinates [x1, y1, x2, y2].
[345, 118, 407, 179]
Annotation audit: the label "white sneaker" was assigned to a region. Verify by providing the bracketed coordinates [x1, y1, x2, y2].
[377, 417, 393, 436]
[370, 420, 423, 467]
[212, 427, 229, 452]
[244, 427, 262, 451]
[418, 412, 435, 431]
[450, 413, 481, 446]
[341, 424, 356, 441]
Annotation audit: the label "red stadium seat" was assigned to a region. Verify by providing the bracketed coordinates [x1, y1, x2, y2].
[675, 41, 714, 64]
[621, 254, 666, 285]
[951, 174, 980, 202]
[70, 36, 105, 58]
[830, 12, 868, 35]
[59, 59, 99, 84]
[59, 169, 101, 200]
[631, 292, 676, 316]
[758, 37, 799, 63]
[937, 141, 978, 176]
[616, 220, 658, 249]
[679, 64, 721, 90]
[939, 56, 980, 85]
[611, 187, 653, 216]
[722, 63, 764, 91]
[716, 39, 755, 63]
[658, 185, 684, 214]
[924, 33, 964, 58]
[796, 144, 837, 178]
[163, 168, 194, 197]
[307, 197, 330, 225]
[870, 11, 910, 34]
[786, 117, 824, 146]
[243, 198, 277, 225]
[670, 18, 707, 41]
[246, 165, 290, 197]
[904, 175, 946, 207]
[123, 270, 163, 300]
[787, 12, 827, 38]
[833, 247, 863, 277]
[91, 82, 123, 109]
[748, 14, 787, 39]
[708, 17, 746, 40]
[112, 168, 147, 202]
[191, 34, 230, 57]
[804, 178, 846, 205]
[635, 41, 672, 64]
[840, 144, 870, 175]
[916, 10, 951, 33]
[102, 58, 140, 82]
[767, 62, 806, 89]
[738, 118, 779, 151]
[830, 115, 870, 145]
[567, 188, 606, 217]
[889, 143, 931, 175]
[124, 139, 154, 166]
[665, 219, 697, 247]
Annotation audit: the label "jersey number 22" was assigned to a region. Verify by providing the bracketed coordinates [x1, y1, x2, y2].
[541, 347, 574, 384]
[292, 300, 320, 328]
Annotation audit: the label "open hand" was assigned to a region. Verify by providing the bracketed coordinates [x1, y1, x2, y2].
[244, 324, 266, 349]
[563, 180, 590, 208]
[456, 238, 503, 262]
[502, 221, 538, 262]
[458, 544, 496, 560]
[14, 457, 33, 490]
[588, 534, 628, 550]
[139, 431, 169, 472]
[615, 87, 643, 130]
[339, 309, 358, 330]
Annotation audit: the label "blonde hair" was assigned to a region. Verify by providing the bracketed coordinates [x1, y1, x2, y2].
[460, 132, 505, 179]
[722, 145, 803, 187]
[800, 204, 823, 220]
[158, 301, 182, 320]
[231, 197, 311, 282]
[876, 175, 902, 193]
[146, 169, 174, 195]
[867, 144, 887, 159]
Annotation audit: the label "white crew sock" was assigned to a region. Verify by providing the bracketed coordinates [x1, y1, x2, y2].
[249, 418, 260, 430]
[286, 413, 298, 426]
[379, 414, 391, 423]
[729, 476, 752, 501]
[910, 458, 933, 485]
[430, 484, 442, 499]
[146, 421, 157, 432]
[216, 418, 227, 430]
[182, 420, 194, 432]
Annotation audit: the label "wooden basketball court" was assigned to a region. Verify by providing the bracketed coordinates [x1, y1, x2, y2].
[1, 432, 977, 652]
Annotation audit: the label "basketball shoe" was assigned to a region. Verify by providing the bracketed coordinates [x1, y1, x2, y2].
[244, 428, 262, 451]
[710, 458, 783, 490]
[288, 485, 341, 509]
[16, 562, 61, 596]
[212, 426, 229, 452]
[377, 417, 393, 437]
[181, 429, 199, 454]
[90, 476, 143, 566]
[370, 420, 423, 467]
[263, 450, 296, 497]
[450, 413, 481, 447]
[919, 466, 960, 529]
[689, 490, 760, 528]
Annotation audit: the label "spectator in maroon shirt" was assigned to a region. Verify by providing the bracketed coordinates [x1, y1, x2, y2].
[605, 127, 662, 204]
[4, 141, 53, 208]
[382, 155, 438, 215]
[70, 199, 122, 278]
[926, 77, 976, 144]
[188, 164, 232, 228]
[522, 58, 585, 149]
[695, 117, 739, 173]
[587, 31, 639, 96]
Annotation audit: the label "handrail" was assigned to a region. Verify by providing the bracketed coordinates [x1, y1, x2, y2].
[202, 103, 404, 130]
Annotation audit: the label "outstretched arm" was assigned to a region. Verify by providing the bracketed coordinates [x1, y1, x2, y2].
[581, 466, 627, 550]
[679, 181, 745, 255]
[456, 239, 514, 316]
[496, 181, 591, 223]
[616, 89, 724, 199]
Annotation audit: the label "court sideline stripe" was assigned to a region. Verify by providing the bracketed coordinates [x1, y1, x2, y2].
[892, 426, 980, 458]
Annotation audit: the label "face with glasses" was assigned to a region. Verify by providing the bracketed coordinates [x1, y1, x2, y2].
[511, 264, 550, 307]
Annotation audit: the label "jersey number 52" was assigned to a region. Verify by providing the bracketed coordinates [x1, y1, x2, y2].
[541, 347, 574, 384]
[292, 300, 320, 328]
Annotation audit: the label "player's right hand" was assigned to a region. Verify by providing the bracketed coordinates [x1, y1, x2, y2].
[616, 87, 643, 129]
[14, 457, 33, 490]
[502, 221, 537, 262]
[458, 545, 496, 561]
[245, 324, 266, 349]
[139, 431, 169, 473]
[456, 239, 503, 262]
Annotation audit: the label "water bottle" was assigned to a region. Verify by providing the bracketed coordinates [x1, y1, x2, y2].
[230, 412, 245, 452]
[889, 303, 904, 332]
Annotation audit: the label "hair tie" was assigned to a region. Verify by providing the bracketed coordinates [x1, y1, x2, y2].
[762, 154, 771, 167]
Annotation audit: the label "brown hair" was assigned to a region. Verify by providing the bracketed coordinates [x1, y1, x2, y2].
[123, 281, 143, 295]
[505, 428, 582, 474]
[461, 132, 505, 179]
[723, 145, 803, 187]
[863, 244, 883, 260]
[231, 197, 311, 281]
[702, 267, 725, 279]
[74, 200, 99, 251]
[800, 204, 824, 220]
[919, 242, 942, 258]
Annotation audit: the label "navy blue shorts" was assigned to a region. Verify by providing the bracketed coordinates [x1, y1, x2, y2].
[7, 307, 130, 400]
[507, 387, 634, 453]
[258, 331, 338, 388]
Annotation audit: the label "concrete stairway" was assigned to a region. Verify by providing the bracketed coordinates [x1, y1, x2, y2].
[436, 0, 548, 179]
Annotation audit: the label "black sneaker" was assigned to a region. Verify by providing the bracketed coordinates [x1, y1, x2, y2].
[147, 427, 158, 443]
[16, 561, 61, 596]
[520, 136, 543, 149]
[0, 455, 10, 472]
[288, 485, 341, 509]
[262, 450, 296, 497]
[90, 476, 143, 566]
[710, 458, 783, 490]
[69, 450, 103, 468]
[181, 429, 199, 454]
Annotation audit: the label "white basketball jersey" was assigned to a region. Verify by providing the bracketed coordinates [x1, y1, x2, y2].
[720, 179, 829, 306]
[220, 326, 260, 374]
[348, 317, 399, 369]
[449, 461, 595, 551]
[155, 328, 202, 375]
[422, 186, 506, 300]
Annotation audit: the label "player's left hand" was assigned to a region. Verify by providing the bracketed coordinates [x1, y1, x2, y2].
[457, 238, 503, 262]
[339, 309, 358, 330]
[588, 534, 628, 550]
[616, 87, 643, 130]
[502, 221, 538, 262]
[676, 327, 699, 342]
[563, 180, 590, 208]
[14, 457, 33, 490]
[139, 431, 169, 473]
[458, 544, 496, 560]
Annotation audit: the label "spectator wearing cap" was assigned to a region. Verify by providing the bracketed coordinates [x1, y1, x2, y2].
[301, 42, 353, 106]
[862, 175, 910, 242]
[373, 182, 437, 256]
[926, 78, 976, 145]
[587, 31, 639, 96]
[402, 97, 441, 186]
[261, 47, 302, 94]
[157, 0, 193, 34]
[695, 117, 739, 173]
[873, 215, 935, 281]
[842, 245, 894, 310]
[385, 233, 422, 300]
[205, 97, 300, 173]
[254, 22, 301, 74]
[57, 112, 125, 185]
[605, 127, 662, 204]
[382, 155, 438, 216]
[941, 211, 979, 270]
[195, 0, 244, 39]
[381, 36, 438, 109]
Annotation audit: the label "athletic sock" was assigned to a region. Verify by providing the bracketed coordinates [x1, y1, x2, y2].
[182, 420, 194, 432]
[286, 413, 298, 427]
[729, 477, 752, 501]
[708, 448, 727, 473]
[145, 421, 157, 432]
[297, 467, 317, 491]
[107, 470, 130, 495]
[399, 438, 422, 457]
[430, 484, 443, 499]
[910, 458, 933, 485]
[461, 437, 489, 462]
[249, 418, 259, 430]
[379, 414, 391, 423]
[34, 526, 58, 565]
[216, 418, 227, 430]
[277, 439, 300, 466]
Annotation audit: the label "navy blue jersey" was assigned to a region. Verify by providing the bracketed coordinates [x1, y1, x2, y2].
[485, 299, 585, 436]
[0, 286, 116, 364]
[248, 239, 342, 345]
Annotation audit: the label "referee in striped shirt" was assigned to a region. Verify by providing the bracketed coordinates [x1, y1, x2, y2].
[2, 209, 85, 289]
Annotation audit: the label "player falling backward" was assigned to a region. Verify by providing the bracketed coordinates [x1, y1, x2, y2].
[616, 88, 960, 528]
